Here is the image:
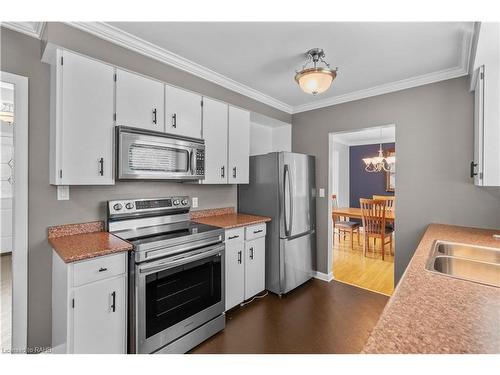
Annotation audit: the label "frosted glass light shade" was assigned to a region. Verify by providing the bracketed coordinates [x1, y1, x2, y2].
[295, 68, 336, 95]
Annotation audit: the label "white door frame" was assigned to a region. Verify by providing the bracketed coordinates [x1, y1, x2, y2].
[327, 124, 395, 279]
[1, 71, 28, 352]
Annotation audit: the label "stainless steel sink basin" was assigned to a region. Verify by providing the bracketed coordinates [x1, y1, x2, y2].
[435, 242, 500, 264]
[426, 241, 500, 287]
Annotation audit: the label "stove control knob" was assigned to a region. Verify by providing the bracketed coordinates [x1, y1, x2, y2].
[113, 203, 123, 211]
[173, 199, 180, 206]
[181, 199, 188, 205]
[125, 202, 134, 210]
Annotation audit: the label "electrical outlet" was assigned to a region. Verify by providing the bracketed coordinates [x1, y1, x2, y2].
[319, 188, 325, 197]
[192, 197, 199, 208]
[57, 185, 70, 200]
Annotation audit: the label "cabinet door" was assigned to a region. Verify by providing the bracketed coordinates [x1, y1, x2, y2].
[225, 240, 245, 310]
[115, 69, 164, 132]
[202, 97, 228, 184]
[228, 106, 250, 184]
[244, 237, 266, 300]
[164, 84, 202, 138]
[72, 275, 126, 353]
[473, 66, 484, 186]
[60, 50, 114, 184]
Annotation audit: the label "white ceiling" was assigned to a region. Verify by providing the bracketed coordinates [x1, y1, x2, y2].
[1, 22, 474, 114]
[106, 22, 473, 113]
[333, 125, 395, 146]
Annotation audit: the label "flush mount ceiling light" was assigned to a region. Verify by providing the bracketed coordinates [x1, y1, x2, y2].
[295, 48, 338, 95]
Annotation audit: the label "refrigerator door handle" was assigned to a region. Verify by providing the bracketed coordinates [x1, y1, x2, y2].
[284, 164, 292, 237]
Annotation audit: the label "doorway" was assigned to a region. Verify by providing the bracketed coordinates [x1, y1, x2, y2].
[0, 71, 28, 353]
[328, 125, 396, 296]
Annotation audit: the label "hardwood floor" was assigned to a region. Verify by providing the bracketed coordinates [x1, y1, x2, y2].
[333, 232, 394, 296]
[190, 279, 388, 354]
[1, 253, 12, 352]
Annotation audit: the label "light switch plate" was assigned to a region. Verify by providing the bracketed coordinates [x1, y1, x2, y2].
[319, 188, 325, 197]
[57, 185, 69, 200]
[192, 197, 199, 208]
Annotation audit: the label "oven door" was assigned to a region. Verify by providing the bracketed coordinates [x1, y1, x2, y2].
[117, 126, 205, 180]
[135, 243, 224, 354]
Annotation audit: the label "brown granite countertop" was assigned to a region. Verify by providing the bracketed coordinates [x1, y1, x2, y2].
[363, 223, 500, 354]
[191, 207, 271, 229]
[48, 221, 133, 263]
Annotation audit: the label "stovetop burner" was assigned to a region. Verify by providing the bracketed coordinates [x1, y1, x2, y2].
[107, 196, 225, 263]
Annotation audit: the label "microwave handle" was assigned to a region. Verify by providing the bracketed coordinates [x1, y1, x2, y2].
[189, 150, 195, 175]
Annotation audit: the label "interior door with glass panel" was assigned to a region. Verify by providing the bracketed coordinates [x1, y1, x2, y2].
[0, 80, 14, 352]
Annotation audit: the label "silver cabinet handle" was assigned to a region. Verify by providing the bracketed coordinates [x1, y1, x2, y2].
[221, 166, 225, 178]
[152, 108, 157, 124]
[237, 250, 242, 264]
[253, 229, 263, 234]
[172, 113, 177, 128]
[250, 247, 254, 260]
[233, 167, 237, 178]
[99, 157, 104, 176]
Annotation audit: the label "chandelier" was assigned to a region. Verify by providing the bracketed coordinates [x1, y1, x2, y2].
[362, 129, 395, 173]
[295, 48, 338, 95]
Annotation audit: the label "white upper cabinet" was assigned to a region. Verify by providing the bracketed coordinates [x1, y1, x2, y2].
[471, 23, 500, 186]
[50, 49, 114, 185]
[115, 69, 164, 132]
[228, 106, 250, 184]
[164, 84, 202, 138]
[202, 97, 228, 184]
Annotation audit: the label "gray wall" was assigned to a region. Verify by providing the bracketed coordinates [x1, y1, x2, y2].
[292, 77, 500, 282]
[0, 24, 290, 349]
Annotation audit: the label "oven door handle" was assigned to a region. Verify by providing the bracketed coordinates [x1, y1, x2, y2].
[138, 245, 223, 274]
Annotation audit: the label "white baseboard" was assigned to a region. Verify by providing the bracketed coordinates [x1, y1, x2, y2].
[313, 271, 333, 282]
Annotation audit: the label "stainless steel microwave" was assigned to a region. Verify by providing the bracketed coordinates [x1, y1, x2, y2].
[116, 126, 205, 180]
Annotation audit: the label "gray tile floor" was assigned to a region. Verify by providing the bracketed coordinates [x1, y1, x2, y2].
[1, 253, 12, 353]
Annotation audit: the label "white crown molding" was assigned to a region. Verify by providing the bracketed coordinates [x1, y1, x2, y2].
[292, 65, 468, 114]
[66, 22, 293, 114]
[1, 22, 45, 39]
[42, 22, 473, 115]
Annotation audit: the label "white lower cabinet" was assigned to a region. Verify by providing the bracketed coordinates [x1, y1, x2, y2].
[244, 237, 266, 300]
[224, 224, 266, 311]
[52, 252, 127, 354]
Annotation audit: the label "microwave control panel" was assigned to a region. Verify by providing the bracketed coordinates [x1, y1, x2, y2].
[196, 150, 205, 176]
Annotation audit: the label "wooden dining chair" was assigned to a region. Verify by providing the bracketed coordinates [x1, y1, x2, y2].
[372, 195, 395, 212]
[332, 194, 360, 250]
[359, 198, 394, 260]
[373, 195, 396, 234]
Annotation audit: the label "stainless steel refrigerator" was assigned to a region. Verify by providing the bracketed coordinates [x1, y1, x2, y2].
[238, 152, 316, 296]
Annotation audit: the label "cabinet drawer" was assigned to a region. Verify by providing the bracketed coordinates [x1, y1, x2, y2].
[73, 253, 126, 287]
[245, 223, 267, 241]
[225, 227, 244, 243]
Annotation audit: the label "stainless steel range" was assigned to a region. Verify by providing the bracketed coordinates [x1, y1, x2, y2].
[107, 196, 225, 354]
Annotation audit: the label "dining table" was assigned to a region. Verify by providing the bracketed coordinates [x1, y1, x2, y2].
[332, 207, 395, 222]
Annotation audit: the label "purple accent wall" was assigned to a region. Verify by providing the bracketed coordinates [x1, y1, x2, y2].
[349, 142, 395, 208]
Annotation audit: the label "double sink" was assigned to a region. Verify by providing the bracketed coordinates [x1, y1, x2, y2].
[426, 241, 500, 288]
